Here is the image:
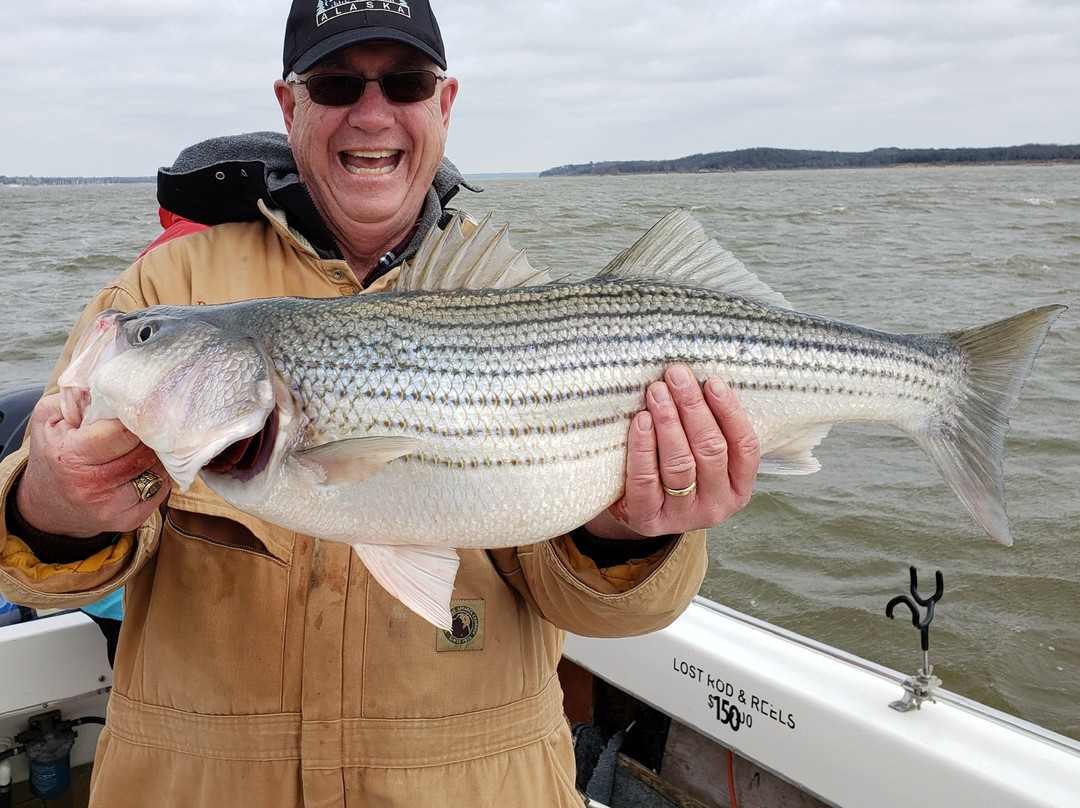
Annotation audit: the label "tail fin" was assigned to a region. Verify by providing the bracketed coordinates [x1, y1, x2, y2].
[916, 305, 1065, 545]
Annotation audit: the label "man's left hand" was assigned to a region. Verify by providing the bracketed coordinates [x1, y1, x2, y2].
[584, 364, 760, 540]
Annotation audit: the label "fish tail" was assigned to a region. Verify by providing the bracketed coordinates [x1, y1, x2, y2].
[916, 305, 1065, 545]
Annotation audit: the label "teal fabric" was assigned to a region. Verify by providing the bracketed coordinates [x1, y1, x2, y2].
[81, 588, 124, 621]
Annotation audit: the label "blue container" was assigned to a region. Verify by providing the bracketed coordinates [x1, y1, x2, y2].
[29, 753, 71, 800]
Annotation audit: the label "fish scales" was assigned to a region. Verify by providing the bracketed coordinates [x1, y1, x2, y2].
[57, 210, 1064, 627]
[254, 282, 956, 475]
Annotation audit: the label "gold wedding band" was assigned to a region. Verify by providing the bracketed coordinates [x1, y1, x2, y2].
[664, 480, 697, 498]
[131, 470, 164, 502]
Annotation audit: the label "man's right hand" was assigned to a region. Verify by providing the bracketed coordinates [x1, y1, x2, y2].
[15, 393, 170, 538]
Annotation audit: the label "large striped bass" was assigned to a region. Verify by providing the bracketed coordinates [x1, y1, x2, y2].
[58, 211, 1065, 627]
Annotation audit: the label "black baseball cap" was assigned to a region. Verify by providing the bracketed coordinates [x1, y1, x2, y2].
[283, 0, 446, 77]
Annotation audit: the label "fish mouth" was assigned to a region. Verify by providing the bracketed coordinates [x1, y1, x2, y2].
[203, 408, 279, 482]
[58, 309, 124, 427]
[341, 149, 401, 175]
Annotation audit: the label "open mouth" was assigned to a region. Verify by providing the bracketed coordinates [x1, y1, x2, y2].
[341, 149, 401, 175]
[204, 409, 278, 482]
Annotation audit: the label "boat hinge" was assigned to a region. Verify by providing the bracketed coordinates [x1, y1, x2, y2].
[890, 667, 943, 713]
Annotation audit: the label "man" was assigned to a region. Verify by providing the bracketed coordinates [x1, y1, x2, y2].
[0, 2, 760, 805]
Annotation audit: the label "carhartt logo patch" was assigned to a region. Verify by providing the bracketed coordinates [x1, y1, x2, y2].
[317, 1, 412, 27]
[437, 599, 484, 651]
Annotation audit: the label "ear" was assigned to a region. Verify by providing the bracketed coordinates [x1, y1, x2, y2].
[439, 76, 459, 130]
[275, 79, 298, 133]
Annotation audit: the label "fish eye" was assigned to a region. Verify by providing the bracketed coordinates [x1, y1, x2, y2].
[134, 323, 158, 343]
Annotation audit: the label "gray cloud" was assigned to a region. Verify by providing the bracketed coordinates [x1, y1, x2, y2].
[2, 0, 1076, 176]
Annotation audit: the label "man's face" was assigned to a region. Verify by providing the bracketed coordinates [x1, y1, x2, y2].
[276, 41, 458, 251]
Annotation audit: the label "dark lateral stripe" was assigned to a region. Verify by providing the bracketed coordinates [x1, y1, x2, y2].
[299, 327, 950, 395]
[299, 298, 950, 383]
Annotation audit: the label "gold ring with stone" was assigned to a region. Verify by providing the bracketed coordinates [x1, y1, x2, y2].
[131, 470, 164, 502]
[663, 480, 697, 498]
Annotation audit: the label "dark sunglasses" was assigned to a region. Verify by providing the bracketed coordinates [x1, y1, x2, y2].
[288, 70, 445, 106]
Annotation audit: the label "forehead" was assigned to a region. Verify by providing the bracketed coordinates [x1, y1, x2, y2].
[310, 41, 435, 74]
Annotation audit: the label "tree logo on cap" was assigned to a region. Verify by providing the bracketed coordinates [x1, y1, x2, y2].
[316, 1, 412, 27]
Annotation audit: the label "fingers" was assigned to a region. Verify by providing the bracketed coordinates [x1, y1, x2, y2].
[624, 408, 663, 512]
[584, 410, 664, 539]
[38, 394, 148, 466]
[649, 369, 699, 499]
[589, 366, 760, 540]
[704, 377, 760, 506]
[18, 394, 168, 537]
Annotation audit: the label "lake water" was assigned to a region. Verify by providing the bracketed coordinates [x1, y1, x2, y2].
[1, 164, 1077, 740]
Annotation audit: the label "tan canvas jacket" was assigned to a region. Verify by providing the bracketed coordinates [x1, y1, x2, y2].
[0, 205, 709, 807]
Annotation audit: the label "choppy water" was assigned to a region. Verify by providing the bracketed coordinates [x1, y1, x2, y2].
[1, 164, 1078, 740]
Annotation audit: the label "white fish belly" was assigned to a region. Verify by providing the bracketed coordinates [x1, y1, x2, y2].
[255, 440, 628, 548]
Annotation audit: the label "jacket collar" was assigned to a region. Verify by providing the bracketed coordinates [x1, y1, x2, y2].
[156, 131, 479, 268]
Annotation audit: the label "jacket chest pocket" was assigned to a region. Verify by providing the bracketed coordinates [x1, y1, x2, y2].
[127, 510, 294, 714]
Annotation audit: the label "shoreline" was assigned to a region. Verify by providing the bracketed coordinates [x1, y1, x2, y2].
[540, 159, 1080, 178]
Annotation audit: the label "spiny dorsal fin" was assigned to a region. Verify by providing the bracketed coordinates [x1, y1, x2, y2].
[601, 209, 792, 308]
[399, 212, 553, 291]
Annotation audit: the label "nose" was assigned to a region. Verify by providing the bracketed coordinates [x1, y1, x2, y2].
[346, 81, 396, 130]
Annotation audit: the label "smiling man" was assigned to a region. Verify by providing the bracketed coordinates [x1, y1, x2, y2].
[0, 2, 760, 805]
[276, 3, 458, 275]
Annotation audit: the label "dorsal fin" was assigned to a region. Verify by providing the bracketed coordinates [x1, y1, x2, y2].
[601, 209, 792, 308]
[399, 212, 553, 291]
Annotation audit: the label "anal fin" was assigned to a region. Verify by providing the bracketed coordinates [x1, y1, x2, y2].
[760, 424, 833, 475]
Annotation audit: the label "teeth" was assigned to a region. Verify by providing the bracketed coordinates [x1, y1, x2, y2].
[343, 149, 400, 176]
[345, 164, 395, 175]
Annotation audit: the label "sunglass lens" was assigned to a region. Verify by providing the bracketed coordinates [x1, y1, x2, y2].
[382, 72, 437, 103]
[302, 72, 438, 106]
[305, 75, 364, 106]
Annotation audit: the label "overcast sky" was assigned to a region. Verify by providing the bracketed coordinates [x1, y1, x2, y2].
[2, 0, 1077, 177]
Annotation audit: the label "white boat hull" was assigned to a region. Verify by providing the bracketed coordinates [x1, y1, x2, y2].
[564, 597, 1080, 808]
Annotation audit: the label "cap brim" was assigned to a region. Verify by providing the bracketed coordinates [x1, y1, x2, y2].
[290, 28, 446, 75]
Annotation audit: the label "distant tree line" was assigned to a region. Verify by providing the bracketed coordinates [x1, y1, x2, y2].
[539, 144, 1080, 177]
[0, 176, 154, 186]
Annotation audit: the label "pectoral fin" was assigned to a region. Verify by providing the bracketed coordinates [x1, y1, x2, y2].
[295, 436, 420, 485]
[350, 543, 460, 630]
